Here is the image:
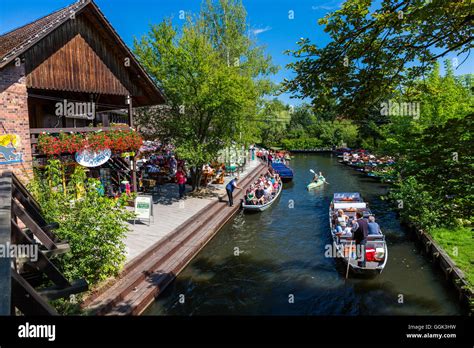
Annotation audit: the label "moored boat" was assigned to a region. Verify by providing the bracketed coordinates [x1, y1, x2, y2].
[329, 192, 388, 276]
[271, 162, 294, 182]
[242, 179, 282, 212]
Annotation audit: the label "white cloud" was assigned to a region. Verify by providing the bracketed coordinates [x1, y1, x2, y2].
[250, 26, 272, 35]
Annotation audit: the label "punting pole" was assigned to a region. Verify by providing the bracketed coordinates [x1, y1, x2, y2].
[346, 240, 353, 279]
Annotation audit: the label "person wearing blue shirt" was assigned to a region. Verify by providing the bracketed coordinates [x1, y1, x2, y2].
[368, 215, 382, 235]
[225, 177, 241, 207]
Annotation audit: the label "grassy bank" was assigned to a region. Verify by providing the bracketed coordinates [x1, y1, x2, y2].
[430, 226, 473, 290]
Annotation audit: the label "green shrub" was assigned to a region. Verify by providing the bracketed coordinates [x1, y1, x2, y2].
[28, 159, 133, 286]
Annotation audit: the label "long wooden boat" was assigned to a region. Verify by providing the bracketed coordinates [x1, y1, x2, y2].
[242, 179, 282, 212]
[329, 192, 388, 276]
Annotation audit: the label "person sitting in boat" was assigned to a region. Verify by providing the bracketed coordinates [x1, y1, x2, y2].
[272, 179, 279, 190]
[312, 172, 319, 182]
[340, 221, 353, 238]
[334, 209, 349, 233]
[367, 215, 382, 235]
[255, 184, 265, 205]
[245, 185, 257, 205]
[263, 183, 272, 202]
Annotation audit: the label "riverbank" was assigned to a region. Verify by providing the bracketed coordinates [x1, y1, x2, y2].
[81, 158, 268, 315]
[404, 223, 473, 313]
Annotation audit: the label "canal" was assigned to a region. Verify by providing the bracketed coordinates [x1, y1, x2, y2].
[144, 153, 463, 315]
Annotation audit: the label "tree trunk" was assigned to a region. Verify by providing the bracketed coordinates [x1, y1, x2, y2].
[190, 166, 202, 191]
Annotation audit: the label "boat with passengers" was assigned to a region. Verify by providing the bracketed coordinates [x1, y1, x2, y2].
[329, 192, 388, 276]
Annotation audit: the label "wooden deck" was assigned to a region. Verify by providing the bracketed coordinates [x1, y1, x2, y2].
[83, 159, 268, 315]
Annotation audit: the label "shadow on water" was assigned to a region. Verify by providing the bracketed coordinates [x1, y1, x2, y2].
[143, 154, 464, 316]
[146, 253, 461, 316]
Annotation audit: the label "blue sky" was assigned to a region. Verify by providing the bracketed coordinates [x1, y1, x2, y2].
[1, 0, 472, 106]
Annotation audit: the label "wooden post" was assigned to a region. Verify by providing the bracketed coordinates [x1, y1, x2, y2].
[126, 95, 137, 192]
[0, 172, 12, 315]
[127, 95, 133, 128]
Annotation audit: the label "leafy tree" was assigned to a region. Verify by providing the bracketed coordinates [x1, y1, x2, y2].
[389, 114, 473, 229]
[134, 17, 257, 189]
[255, 98, 291, 147]
[283, 0, 473, 118]
[134, 1, 277, 188]
[380, 61, 473, 156]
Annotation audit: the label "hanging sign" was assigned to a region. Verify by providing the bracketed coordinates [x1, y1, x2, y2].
[0, 134, 23, 165]
[75, 148, 111, 167]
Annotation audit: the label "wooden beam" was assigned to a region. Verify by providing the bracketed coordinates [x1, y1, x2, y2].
[12, 200, 57, 250]
[11, 220, 70, 288]
[0, 172, 12, 315]
[127, 95, 137, 192]
[38, 279, 88, 301]
[11, 271, 57, 316]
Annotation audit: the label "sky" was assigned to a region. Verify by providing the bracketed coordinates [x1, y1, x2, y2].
[1, 0, 472, 106]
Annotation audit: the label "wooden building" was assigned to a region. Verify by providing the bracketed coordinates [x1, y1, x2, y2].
[0, 0, 165, 188]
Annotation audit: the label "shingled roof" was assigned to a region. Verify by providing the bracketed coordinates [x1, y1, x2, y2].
[0, 0, 88, 66]
[0, 0, 165, 104]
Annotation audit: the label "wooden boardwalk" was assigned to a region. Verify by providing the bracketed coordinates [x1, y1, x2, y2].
[125, 159, 261, 262]
[83, 159, 268, 315]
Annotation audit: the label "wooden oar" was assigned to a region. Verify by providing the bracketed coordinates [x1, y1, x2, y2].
[345, 240, 353, 279]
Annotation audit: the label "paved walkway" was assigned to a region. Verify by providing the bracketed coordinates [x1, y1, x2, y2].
[124, 157, 261, 262]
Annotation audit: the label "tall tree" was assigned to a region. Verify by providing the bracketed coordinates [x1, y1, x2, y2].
[134, 18, 256, 189]
[199, 0, 279, 144]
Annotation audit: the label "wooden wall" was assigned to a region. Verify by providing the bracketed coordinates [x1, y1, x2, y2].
[24, 12, 141, 97]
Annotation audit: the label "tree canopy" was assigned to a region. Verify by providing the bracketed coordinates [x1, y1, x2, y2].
[283, 0, 473, 118]
[133, 0, 277, 188]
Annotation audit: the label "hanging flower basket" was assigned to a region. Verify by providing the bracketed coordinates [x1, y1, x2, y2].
[38, 130, 143, 156]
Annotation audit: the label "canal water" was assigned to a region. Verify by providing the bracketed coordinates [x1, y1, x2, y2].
[144, 153, 463, 315]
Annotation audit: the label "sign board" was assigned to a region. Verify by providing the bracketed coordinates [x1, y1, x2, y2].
[75, 148, 111, 167]
[134, 195, 153, 225]
[333, 202, 367, 209]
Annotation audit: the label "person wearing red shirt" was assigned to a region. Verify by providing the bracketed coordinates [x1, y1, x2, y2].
[175, 167, 187, 199]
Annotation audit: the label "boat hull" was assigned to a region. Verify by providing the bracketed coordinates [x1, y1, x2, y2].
[307, 179, 325, 190]
[328, 195, 388, 276]
[242, 180, 283, 212]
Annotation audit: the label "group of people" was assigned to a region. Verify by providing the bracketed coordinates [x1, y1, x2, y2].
[243, 170, 281, 206]
[342, 151, 395, 167]
[256, 148, 290, 166]
[333, 209, 382, 267]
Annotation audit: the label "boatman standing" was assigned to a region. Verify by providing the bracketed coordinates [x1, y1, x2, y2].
[352, 211, 369, 267]
[225, 177, 241, 207]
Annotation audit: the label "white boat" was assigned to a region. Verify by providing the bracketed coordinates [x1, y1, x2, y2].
[242, 180, 282, 212]
[329, 192, 388, 276]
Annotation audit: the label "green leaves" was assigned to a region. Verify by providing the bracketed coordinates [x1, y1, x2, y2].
[133, 0, 275, 189]
[29, 162, 133, 287]
[283, 0, 473, 118]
